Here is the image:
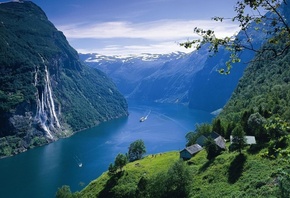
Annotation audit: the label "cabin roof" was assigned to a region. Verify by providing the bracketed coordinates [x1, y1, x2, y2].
[206, 131, 220, 140]
[185, 144, 203, 155]
[245, 136, 256, 144]
[196, 135, 208, 147]
[196, 132, 226, 149]
[230, 135, 256, 145]
[214, 136, 226, 149]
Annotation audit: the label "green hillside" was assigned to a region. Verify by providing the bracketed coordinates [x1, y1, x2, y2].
[219, 38, 290, 124]
[0, 2, 128, 157]
[59, 141, 289, 198]
[57, 4, 290, 197]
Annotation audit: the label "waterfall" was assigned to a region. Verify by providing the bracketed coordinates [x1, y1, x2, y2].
[34, 55, 61, 139]
[34, 65, 38, 86]
[44, 65, 61, 128]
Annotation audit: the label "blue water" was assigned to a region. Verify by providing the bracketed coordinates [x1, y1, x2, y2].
[0, 101, 214, 198]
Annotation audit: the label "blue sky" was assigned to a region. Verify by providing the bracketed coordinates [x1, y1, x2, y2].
[3, 0, 241, 55]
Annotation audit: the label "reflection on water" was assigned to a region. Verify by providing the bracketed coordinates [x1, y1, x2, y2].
[0, 101, 213, 198]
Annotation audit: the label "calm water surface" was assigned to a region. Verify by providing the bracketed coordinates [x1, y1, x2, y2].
[0, 101, 214, 198]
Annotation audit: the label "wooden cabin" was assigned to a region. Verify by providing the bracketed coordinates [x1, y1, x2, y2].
[180, 144, 203, 160]
[180, 132, 226, 160]
[214, 136, 226, 150]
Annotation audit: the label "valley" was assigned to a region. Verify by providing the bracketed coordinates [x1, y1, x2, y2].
[0, 101, 213, 198]
[0, 1, 290, 198]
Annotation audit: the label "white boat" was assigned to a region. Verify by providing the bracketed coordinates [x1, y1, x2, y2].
[140, 110, 151, 122]
[74, 155, 83, 168]
[140, 116, 146, 122]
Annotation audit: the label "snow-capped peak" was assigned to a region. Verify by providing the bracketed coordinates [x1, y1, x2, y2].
[80, 51, 187, 63]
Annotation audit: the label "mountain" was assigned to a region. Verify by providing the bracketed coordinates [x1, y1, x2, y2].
[217, 3, 290, 123]
[219, 37, 290, 123]
[187, 44, 255, 112]
[187, 6, 289, 112]
[81, 8, 280, 112]
[58, 3, 290, 197]
[62, 39, 290, 195]
[80, 37, 261, 112]
[0, 1, 128, 157]
[80, 49, 249, 111]
[67, 20, 290, 198]
[80, 50, 208, 104]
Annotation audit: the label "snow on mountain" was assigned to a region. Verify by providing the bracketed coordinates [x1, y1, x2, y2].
[80, 51, 186, 63]
[80, 9, 276, 112]
[79, 50, 208, 104]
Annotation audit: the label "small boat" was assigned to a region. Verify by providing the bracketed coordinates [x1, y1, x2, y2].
[140, 110, 151, 122]
[140, 116, 146, 122]
[74, 155, 83, 168]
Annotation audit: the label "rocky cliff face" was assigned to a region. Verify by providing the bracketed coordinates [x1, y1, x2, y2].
[0, 1, 128, 157]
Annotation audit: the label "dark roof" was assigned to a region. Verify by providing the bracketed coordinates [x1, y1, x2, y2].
[185, 144, 203, 155]
[214, 136, 226, 149]
[196, 135, 208, 147]
[195, 132, 225, 149]
[207, 132, 220, 140]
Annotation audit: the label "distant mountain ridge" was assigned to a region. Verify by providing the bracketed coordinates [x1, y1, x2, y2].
[82, 52, 186, 63]
[0, 1, 128, 157]
[81, 8, 279, 112]
[80, 43, 256, 112]
[80, 50, 210, 104]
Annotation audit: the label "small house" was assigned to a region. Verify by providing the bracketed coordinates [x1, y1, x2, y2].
[214, 136, 226, 150]
[180, 132, 226, 160]
[180, 144, 203, 160]
[197, 132, 226, 150]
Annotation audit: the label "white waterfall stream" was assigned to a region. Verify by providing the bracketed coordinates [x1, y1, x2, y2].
[34, 65, 39, 86]
[34, 55, 61, 139]
[44, 65, 61, 128]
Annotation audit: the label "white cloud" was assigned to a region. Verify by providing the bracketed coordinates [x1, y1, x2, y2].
[76, 42, 195, 55]
[58, 19, 240, 55]
[58, 19, 239, 41]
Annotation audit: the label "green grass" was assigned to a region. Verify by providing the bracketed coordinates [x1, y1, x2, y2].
[76, 142, 289, 198]
[187, 150, 281, 197]
[79, 151, 180, 197]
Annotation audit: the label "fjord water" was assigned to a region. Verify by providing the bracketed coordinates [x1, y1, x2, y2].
[0, 101, 213, 198]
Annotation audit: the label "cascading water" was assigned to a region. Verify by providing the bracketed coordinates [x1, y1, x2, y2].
[34, 55, 61, 139]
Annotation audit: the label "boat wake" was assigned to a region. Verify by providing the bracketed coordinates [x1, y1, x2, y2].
[140, 110, 151, 122]
[74, 156, 83, 168]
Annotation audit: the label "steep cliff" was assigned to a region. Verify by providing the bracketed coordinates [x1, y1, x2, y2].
[0, 1, 128, 157]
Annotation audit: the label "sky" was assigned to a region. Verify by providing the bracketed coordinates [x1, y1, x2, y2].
[2, 0, 241, 55]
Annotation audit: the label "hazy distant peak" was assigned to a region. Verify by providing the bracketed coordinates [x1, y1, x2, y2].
[81, 51, 187, 63]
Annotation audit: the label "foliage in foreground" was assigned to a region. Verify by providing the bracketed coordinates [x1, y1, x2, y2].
[128, 139, 146, 162]
[181, 0, 290, 74]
